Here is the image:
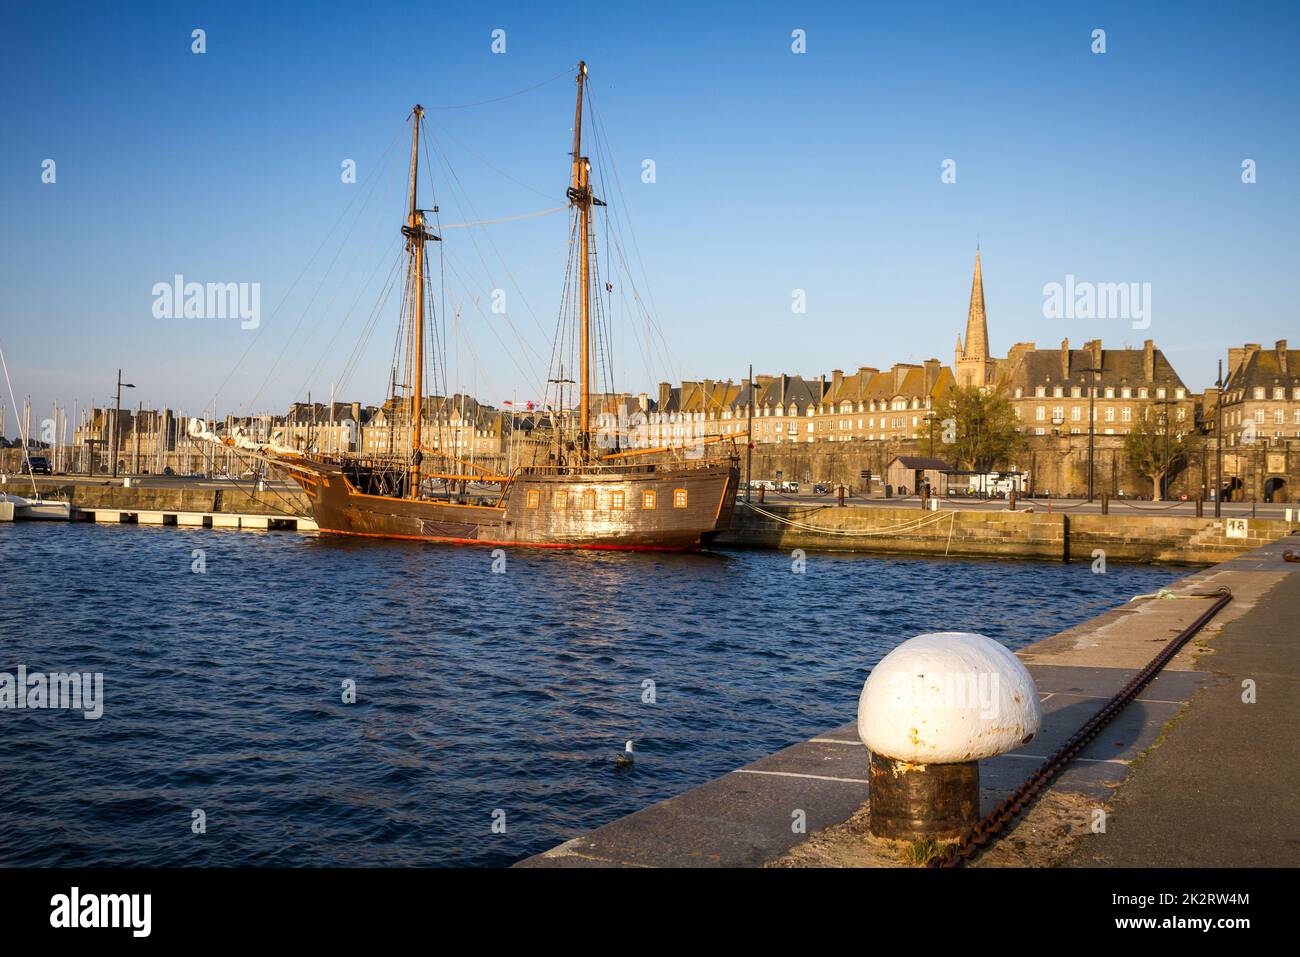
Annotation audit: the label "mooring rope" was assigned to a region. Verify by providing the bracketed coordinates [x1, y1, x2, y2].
[1115, 498, 1192, 511]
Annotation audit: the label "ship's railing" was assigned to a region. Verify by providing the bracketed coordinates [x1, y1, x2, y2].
[296, 453, 735, 490]
[513, 458, 733, 477]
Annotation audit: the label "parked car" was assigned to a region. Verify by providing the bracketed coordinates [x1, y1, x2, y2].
[780, 481, 800, 493]
[22, 456, 52, 475]
[812, 483, 830, 495]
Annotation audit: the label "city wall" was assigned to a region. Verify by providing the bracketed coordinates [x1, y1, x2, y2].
[743, 435, 1297, 502]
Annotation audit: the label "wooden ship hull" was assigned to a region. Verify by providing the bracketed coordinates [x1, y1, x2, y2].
[285, 459, 739, 551]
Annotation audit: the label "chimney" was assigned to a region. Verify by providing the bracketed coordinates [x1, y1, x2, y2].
[1227, 347, 1245, 382]
[1087, 339, 1102, 373]
[1143, 340, 1155, 382]
[831, 369, 844, 394]
[1007, 342, 1036, 368]
[1060, 338, 1070, 380]
[1277, 340, 1289, 376]
[923, 358, 941, 392]
[351, 401, 361, 423]
[657, 381, 671, 411]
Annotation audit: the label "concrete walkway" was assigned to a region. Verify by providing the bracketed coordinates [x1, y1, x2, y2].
[519, 533, 1300, 868]
[1065, 547, 1300, 867]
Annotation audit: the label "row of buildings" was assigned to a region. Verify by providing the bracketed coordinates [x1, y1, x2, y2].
[38, 253, 1300, 480]
[637, 252, 1295, 454]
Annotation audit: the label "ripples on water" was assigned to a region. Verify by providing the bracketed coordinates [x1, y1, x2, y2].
[0, 523, 1183, 866]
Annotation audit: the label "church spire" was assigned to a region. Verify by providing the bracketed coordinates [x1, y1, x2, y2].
[962, 247, 988, 360]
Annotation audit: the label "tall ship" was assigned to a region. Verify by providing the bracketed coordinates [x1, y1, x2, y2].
[199, 62, 739, 551]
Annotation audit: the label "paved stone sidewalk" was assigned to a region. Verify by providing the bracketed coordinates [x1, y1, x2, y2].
[1065, 541, 1300, 867]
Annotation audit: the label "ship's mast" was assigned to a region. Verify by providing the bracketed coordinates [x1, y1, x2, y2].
[402, 104, 438, 497]
[568, 61, 593, 461]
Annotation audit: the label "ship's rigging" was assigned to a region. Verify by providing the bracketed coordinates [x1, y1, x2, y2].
[207, 61, 713, 488]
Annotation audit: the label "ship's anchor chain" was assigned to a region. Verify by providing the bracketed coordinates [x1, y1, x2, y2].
[927, 586, 1233, 868]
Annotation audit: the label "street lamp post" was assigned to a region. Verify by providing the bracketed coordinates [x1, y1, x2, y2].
[1080, 366, 1102, 502]
[1153, 397, 1173, 501]
[1215, 359, 1224, 518]
[111, 369, 136, 479]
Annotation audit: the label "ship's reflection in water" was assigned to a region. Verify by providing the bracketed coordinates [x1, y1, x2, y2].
[0, 523, 1183, 866]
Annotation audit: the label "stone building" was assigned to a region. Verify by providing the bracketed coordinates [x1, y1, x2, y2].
[745, 374, 829, 445]
[284, 401, 372, 455]
[1003, 338, 1194, 439]
[817, 361, 953, 443]
[74, 406, 185, 473]
[1219, 341, 1300, 447]
[358, 395, 502, 458]
[639, 380, 740, 448]
[1214, 340, 1298, 503]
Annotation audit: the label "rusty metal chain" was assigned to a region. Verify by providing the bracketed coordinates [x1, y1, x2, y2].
[928, 586, 1234, 868]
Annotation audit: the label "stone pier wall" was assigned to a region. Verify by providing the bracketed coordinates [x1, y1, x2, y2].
[717, 502, 1294, 564]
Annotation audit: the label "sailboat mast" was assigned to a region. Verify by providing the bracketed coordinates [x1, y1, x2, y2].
[569, 61, 591, 459]
[405, 104, 427, 497]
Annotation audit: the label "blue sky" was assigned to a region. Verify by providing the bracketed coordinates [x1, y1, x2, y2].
[2, 0, 1297, 429]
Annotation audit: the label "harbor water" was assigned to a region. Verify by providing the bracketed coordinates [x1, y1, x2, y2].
[0, 522, 1182, 866]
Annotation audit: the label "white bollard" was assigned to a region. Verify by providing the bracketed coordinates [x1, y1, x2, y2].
[858, 632, 1041, 839]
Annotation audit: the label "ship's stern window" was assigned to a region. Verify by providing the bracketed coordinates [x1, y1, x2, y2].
[673, 488, 688, 508]
[642, 490, 657, 509]
[525, 489, 540, 509]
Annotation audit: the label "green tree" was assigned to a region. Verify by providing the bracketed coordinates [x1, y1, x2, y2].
[1124, 408, 1196, 500]
[932, 386, 1024, 472]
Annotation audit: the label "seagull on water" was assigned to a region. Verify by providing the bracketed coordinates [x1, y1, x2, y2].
[613, 740, 635, 770]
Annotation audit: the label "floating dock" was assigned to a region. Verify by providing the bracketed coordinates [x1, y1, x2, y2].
[72, 508, 317, 531]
